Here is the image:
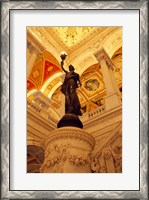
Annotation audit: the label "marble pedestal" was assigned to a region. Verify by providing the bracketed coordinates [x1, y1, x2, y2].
[40, 127, 95, 173]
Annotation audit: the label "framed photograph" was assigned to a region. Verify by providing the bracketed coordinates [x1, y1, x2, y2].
[1, 0, 148, 199]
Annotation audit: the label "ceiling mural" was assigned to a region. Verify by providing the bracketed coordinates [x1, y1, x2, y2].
[27, 50, 61, 91]
[44, 60, 60, 82]
[27, 79, 36, 91]
[28, 56, 44, 90]
[84, 79, 100, 92]
[80, 64, 105, 99]
[43, 50, 60, 66]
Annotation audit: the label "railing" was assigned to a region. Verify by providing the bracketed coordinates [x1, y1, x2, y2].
[27, 100, 42, 113]
[28, 100, 106, 124]
[80, 104, 106, 122]
[27, 100, 58, 124]
[88, 104, 105, 119]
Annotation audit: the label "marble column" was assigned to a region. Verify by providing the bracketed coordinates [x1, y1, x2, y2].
[27, 32, 45, 79]
[27, 41, 44, 79]
[94, 48, 121, 110]
[27, 52, 38, 78]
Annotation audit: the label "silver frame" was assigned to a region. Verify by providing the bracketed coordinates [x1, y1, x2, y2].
[1, 1, 148, 199]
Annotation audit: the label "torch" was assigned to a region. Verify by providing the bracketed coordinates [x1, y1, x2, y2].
[60, 51, 67, 61]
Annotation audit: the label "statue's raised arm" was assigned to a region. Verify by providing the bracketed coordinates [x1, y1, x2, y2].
[60, 52, 68, 74]
[61, 60, 68, 74]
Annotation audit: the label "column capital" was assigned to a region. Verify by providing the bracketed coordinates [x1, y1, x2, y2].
[94, 48, 114, 70]
[27, 41, 42, 55]
[27, 31, 45, 55]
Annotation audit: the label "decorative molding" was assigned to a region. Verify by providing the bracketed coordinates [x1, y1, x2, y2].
[27, 108, 57, 132]
[103, 149, 112, 160]
[91, 126, 122, 173]
[68, 154, 89, 167]
[27, 30, 45, 54]
[43, 127, 95, 151]
[40, 140, 92, 173]
[91, 122, 122, 157]
[94, 48, 114, 70]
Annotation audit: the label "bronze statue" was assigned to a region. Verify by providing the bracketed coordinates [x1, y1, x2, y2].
[60, 53, 82, 116]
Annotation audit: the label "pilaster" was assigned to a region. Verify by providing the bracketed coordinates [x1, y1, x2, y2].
[94, 48, 121, 110]
[27, 31, 45, 78]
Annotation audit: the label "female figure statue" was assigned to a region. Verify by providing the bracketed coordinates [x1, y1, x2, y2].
[61, 60, 82, 116]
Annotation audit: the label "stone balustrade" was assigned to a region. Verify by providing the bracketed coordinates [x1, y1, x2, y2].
[80, 104, 106, 122]
[28, 99, 106, 124]
[88, 104, 106, 118]
[27, 100, 58, 124]
[27, 100, 42, 113]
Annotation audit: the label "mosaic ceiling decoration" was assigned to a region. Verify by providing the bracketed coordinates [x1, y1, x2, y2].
[84, 79, 100, 92]
[53, 27, 94, 47]
[27, 51, 61, 91]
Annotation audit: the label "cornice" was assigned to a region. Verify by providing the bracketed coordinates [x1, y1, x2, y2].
[27, 109, 57, 130]
[27, 125, 45, 140]
[43, 127, 95, 151]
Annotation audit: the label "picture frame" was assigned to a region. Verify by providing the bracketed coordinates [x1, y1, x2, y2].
[1, 0, 148, 199]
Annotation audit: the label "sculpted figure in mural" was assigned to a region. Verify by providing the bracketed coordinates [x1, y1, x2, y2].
[60, 52, 82, 116]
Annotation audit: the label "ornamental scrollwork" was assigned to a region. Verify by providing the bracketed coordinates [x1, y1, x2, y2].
[68, 154, 89, 167]
[102, 149, 112, 160]
[40, 143, 91, 172]
[90, 157, 100, 173]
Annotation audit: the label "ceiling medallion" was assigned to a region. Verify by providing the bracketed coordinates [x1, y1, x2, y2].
[54, 27, 94, 47]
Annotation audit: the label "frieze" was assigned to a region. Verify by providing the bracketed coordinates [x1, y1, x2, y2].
[91, 157, 100, 173]
[40, 143, 91, 172]
[68, 154, 90, 167]
[91, 135, 122, 173]
[43, 128, 95, 150]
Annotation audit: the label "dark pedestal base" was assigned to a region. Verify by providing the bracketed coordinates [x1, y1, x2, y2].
[57, 114, 83, 129]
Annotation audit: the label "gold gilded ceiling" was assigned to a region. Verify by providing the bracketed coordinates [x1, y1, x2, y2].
[53, 27, 94, 47]
[27, 26, 110, 54]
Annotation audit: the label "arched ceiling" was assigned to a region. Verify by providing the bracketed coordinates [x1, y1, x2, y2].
[27, 50, 62, 91]
[27, 27, 122, 116]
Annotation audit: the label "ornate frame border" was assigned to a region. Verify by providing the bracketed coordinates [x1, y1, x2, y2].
[1, 1, 148, 199]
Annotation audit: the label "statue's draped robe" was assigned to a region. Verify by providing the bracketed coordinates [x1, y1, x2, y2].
[61, 71, 82, 116]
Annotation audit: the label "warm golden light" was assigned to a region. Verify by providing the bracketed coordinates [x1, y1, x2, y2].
[60, 51, 67, 60]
